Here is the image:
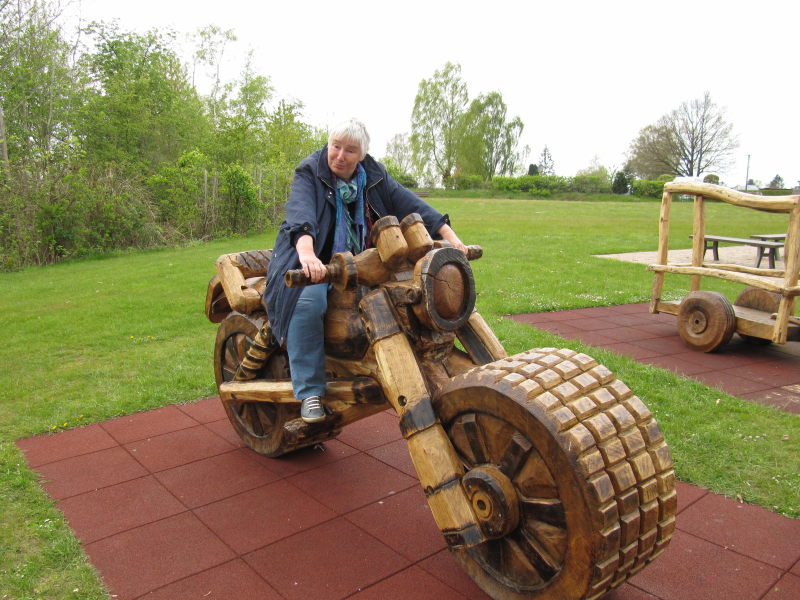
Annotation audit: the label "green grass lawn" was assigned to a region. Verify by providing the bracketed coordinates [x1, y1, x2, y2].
[1, 197, 798, 598]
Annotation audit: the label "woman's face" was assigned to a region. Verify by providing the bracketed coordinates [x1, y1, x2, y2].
[328, 137, 363, 180]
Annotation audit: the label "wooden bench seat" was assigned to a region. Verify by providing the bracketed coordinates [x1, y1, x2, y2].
[696, 235, 784, 268]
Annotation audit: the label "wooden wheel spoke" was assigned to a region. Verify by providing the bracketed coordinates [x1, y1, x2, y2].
[235, 334, 251, 360]
[500, 535, 547, 587]
[522, 519, 568, 564]
[461, 413, 489, 465]
[499, 431, 532, 478]
[520, 497, 566, 528]
[222, 363, 238, 381]
[508, 529, 560, 582]
[474, 539, 504, 574]
[480, 416, 519, 465]
[245, 403, 264, 435]
[256, 404, 278, 431]
[514, 448, 558, 498]
[224, 336, 241, 366]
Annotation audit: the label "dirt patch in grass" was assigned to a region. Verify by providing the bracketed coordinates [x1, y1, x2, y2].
[595, 245, 785, 270]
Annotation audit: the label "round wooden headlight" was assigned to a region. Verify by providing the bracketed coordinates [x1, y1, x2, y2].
[413, 247, 476, 331]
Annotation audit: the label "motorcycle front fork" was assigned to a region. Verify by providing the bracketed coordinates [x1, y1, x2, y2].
[360, 288, 506, 549]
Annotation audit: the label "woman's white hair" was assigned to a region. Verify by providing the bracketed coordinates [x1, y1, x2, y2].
[328, 118, 370, 157]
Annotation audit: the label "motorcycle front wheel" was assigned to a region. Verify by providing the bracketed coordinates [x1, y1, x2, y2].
[433, 348, 676, 600]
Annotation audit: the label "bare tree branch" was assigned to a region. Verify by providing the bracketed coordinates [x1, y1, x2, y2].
[627, 92, 737, 179]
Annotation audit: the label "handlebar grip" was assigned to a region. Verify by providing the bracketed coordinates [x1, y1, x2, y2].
[284, 268, 330, 288]
[466, 245, 482, 261]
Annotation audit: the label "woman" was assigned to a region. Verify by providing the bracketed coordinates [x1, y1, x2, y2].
[264, 118, 467, 423]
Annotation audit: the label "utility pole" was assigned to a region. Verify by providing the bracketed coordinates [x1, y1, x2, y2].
[744, 154, 751, 190]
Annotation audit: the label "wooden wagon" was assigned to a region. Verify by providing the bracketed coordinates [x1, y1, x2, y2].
[648, 181, 800, 351]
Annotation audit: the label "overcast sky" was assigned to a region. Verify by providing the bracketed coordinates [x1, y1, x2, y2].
[74, 0, 799, 188]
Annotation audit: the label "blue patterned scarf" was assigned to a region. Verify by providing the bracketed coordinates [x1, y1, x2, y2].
[332, 162, 366, 254]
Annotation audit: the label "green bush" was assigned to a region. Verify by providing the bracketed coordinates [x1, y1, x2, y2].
[147, 150, 212, 238]
[761, 188, 793, 196]
[569, 174, 611, 193]
[452, 174, 484, 190]
[533, 175, 569, 192]
[394, 172, 418, 188]
[491, 176, 517, 192]
[383, 157, 418, 188]
[491, 174, 568, 194]
[221, 164, 259, 234]
[631, 179, 666, 198]
[0, 165, 161, 270]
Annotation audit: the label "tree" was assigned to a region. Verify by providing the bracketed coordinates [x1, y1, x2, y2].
[0, 0, 81, 173]
[382, 157, 417, 188]
[383, 133, 414, 176]
[612, 171, 629, 194]
[527, 163, 539, 176]
[573, 156, 611, 193]
[0, 103, 8, 170]
[410, 62, 468, 186]
[768, 174, 784, 189]
[703, 173, 720, 185]
[576, 156, 609, 180]
[538, 145, 554, 175]
[626, 125, 673, 180]
[212, 51, 273, 167]
[191, 25, 236, 123]
[627, 92, 737, 179]
[261, 100, 325, 222]
[382, 133, 417, 188]
[79, 24, 209, 171]
[456, 91, 523, 181]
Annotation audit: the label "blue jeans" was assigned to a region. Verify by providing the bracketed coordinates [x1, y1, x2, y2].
[286, 284, 328, 401]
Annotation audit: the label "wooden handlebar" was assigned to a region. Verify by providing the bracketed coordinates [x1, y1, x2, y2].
[465, 245, 482, 261]
[284, 245, 482, 288]
[284, 268, 331, 287]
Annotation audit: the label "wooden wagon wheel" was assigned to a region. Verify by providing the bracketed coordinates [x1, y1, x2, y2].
[214, 312, 333, 457]
[734, 287, 782, 345]
[433, 349, 676, 600]
[677, 291, 736, 352]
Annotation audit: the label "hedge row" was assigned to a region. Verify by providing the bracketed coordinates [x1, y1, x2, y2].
[450, 174, 666, 198]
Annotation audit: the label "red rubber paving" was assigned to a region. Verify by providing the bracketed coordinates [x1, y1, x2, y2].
[512, 302, 800, 415]
[15, 303, 800, 599]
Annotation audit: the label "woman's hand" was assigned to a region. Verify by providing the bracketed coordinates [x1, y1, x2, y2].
[437, 224, 468, 255]
[296, 235, 326, 283]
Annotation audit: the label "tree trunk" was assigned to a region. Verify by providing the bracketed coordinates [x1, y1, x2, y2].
[0, 101, 9, 171]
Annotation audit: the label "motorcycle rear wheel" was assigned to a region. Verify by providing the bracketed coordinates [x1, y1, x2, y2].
[214, 312, 300, 457]
[433, 348, 676, 599]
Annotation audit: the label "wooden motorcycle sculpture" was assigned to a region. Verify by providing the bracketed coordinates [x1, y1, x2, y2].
[204, 213, 676, 600]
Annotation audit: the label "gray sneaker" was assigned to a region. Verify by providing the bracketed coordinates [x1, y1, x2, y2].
[300, 396, 326, 423]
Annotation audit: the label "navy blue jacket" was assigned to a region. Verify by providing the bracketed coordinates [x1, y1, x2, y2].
[264, 145, 449, 345]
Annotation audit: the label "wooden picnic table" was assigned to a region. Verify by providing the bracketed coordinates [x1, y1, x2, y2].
[751, 233, 787, 241]
[751, 233, 787, 260]
[692, 234, 784, 268]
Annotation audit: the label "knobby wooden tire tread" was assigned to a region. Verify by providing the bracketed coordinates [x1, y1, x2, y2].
[231, 249, 272, 278]
[438, 348, 676, 600]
